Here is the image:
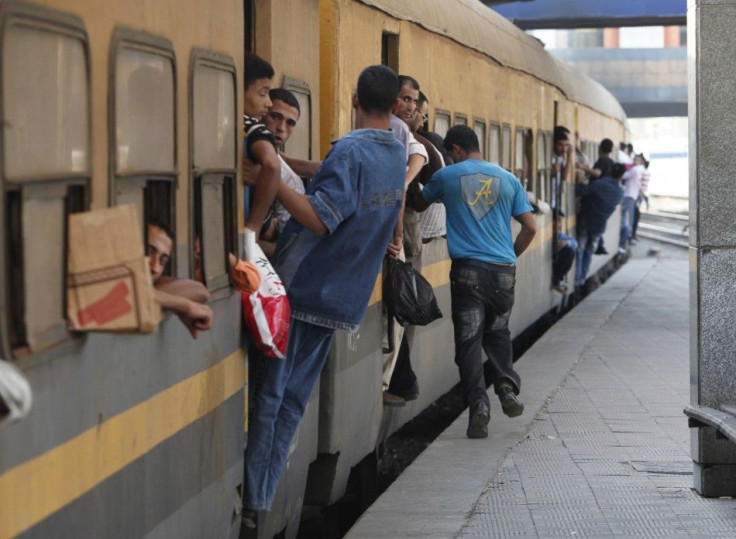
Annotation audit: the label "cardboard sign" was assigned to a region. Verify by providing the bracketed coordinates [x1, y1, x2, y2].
[67, 205, 160, 333]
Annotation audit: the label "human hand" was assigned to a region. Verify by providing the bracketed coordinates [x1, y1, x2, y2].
[177, 301, 213, 339]
[386, 234, 402, 259]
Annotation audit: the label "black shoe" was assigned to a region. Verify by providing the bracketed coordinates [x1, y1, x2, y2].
[595, 245, 608, 255]
[498, 386, 524, 418]
[383, 391, 406, 407]
[467, 401, 490, 439]
[389, 380, 419, 401]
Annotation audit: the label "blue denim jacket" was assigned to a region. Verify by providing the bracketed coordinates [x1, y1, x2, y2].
[273, 128, 405, 330]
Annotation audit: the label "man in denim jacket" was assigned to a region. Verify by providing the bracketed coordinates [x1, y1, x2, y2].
[242, 65, 406, 524]
[409, 125, 536, 439]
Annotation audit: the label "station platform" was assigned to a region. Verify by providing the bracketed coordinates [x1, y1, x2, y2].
[347, 240, 736, 537]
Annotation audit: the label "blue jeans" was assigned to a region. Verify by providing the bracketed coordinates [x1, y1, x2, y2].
[243, 318, 334, 510]
[576, 228, 601, 286]
[619, 197, 636, 249]
[450, 260, 521, 411]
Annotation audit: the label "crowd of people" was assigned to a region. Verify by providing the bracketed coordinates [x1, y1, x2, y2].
[551, 128, 652, 292]
[232, 53, 539, 529]
[135, 51, 652, 530]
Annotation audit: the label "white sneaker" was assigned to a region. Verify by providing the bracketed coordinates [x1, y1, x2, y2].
[617, 247, 626, 255]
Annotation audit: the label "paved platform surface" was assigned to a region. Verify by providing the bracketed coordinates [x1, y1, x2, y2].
[347, 241, 736, 538]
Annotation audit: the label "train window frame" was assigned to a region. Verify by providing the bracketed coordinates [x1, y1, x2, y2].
[489, 122, 501, 165]
[536, 129, 548, 201]
[0, 3, 92, 359]
[433, 109, 451, 138]
[282, 76, 313, 161]
[453, 113, 467, 126]
[514, 127, 534, 191]
[501, 123, 512, 171]
[473, 119, 487, 160]
[188, 49, 238, 297]
[110, 28, 178, 275]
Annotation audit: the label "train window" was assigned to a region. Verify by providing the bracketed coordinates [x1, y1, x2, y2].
[454, 113, 467, 126]
[282, 77, 312, 160]
[190, 50, 237, 293]
[514, 128, 525, 180]
[1, 5, 91, 357]
[473, 120, 487, 159]
[489, 123, 501, 165]
[434, 109, 451, 138]
[514, 128, 533, 190]
[501, 124, 512, 171]
[111, 29, 177, 263]
[536, 130, 548, 200]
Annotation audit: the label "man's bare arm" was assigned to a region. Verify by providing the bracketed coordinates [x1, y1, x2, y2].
[154, 289, 213, 339]
[513, 211, 537, 257]
[282, 154, 321, 179]
[244, 140, 281, 232]
[155, 277, 210, 304]
[275, 182, 327, 236]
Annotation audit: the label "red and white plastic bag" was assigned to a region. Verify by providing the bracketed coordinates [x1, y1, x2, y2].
[241, 230, 290, 358]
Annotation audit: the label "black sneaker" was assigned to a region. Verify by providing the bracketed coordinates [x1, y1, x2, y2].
[595, 245, 609, 255]
[467, 401, 490, 439]
[498, 386, 524, 418]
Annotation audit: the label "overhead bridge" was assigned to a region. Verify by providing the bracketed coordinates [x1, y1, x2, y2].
[485, 0, 687, 117]
[485, 0, 686, 30]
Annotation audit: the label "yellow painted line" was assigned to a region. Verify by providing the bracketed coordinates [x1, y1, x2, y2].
[0, 349, 245, 538]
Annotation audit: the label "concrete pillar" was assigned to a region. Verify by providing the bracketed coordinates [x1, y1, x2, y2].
[689, 0, 736, 497]
[603, 28, 619, 48]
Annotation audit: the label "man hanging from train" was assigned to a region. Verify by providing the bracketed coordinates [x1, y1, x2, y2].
[242, 65, 406, 527]
[245, 87, 314, 257]
[386, 91, 447, 403]
[408, 125, 536, 439]
[242, 52, 282, 234]
[382, 75, 429, 407]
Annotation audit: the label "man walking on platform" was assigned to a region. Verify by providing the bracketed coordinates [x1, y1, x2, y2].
[409, 125, 536, 439]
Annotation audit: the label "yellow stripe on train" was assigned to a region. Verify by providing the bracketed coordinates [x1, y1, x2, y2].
[0, 349, 245, 538]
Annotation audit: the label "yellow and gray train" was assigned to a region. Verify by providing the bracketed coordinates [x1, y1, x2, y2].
[0, 1, 626, 538]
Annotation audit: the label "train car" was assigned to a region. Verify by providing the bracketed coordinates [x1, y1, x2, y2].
[0, 1, 245, 537]
[247, 1, 627, 537]
[0, 0, 628, 538]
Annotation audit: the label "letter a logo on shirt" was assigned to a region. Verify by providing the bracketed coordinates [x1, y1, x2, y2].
[461, 173, 501, 220]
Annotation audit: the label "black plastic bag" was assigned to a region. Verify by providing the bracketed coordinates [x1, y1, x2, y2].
[383, 257, 443, 328]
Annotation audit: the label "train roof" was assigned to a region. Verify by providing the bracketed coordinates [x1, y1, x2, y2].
[357, 0, 627, 123]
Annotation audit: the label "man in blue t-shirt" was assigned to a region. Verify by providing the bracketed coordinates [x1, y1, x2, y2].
[409, 125, 536, 439]
[242, 65, 406, 525]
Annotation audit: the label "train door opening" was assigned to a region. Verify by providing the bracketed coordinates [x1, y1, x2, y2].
[244, 0, 254, 53]
[381, 32, 399, 73]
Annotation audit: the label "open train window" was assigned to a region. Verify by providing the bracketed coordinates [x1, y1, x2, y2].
[454, 113, 467, 126]
[434, 109, 451, 138]
[189, 49, 237, 295]
[536, 130, 548, 201]
[514, 128, 534, 191]
[473, 119, 487, 160]
[111, 29, 177, 269]
[282, 77, 312, 160]
[489, 123, 501, 165]
[0, 4, 91, 358]
[501, 124, 512, 171]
